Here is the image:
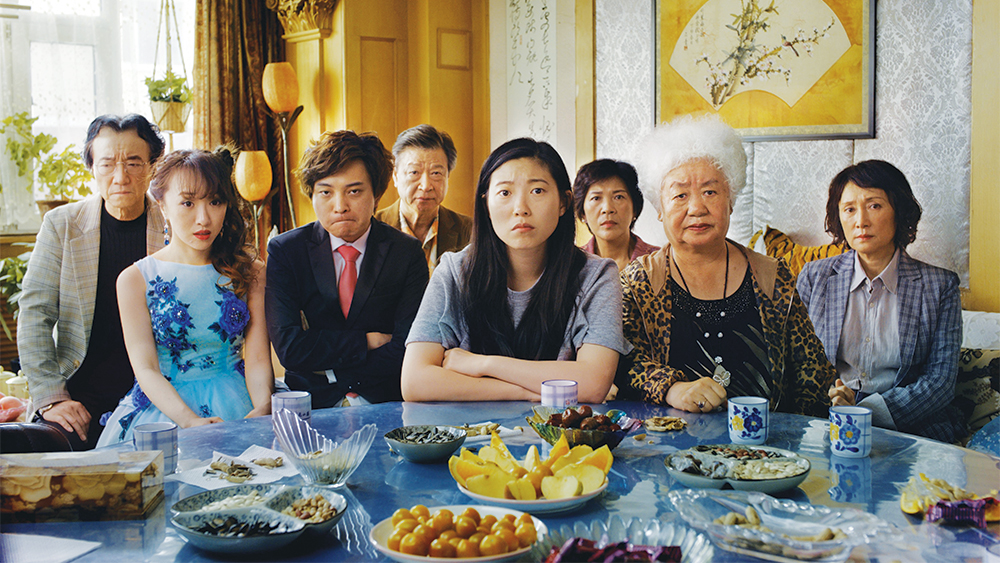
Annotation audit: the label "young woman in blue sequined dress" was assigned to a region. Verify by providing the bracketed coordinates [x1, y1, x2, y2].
[97, 148, 273, 446]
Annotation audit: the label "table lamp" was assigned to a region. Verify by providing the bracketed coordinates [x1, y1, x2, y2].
[234, 150, 273, 252]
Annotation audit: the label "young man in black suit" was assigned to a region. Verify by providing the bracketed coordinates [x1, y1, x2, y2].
[266, 130, 429, 408]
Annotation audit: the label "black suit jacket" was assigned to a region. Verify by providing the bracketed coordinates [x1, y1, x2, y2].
[266, 218, 428, 407]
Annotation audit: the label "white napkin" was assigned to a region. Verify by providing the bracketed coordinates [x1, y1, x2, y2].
[0, 534, 100, 563]
[463, 424, 522, 444]
[169, 445, 298, 490]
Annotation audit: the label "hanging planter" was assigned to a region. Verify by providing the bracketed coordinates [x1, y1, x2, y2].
[147, 0, 191, 135]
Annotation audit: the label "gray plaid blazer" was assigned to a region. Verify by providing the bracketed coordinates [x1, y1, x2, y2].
[18, 194, 165, 410]
[797, 250, 965, 443]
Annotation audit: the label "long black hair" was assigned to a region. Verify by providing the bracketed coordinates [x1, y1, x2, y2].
[462, 138, 586, 360]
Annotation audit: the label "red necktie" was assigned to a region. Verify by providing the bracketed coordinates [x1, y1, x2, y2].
[336, 245, 360, 318]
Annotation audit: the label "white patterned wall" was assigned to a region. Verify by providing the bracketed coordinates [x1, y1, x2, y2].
[595, 0, 972, 284]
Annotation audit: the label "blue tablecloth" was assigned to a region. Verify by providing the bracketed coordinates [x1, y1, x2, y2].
[4, 400, 999, 562]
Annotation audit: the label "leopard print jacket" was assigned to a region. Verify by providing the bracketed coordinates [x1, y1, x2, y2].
[619, 242, 836, 418]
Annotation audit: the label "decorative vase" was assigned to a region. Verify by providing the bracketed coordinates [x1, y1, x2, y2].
[35, 199, 70, 218]
[150, 101, 192, 133]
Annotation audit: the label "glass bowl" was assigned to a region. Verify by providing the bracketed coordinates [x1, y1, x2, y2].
[529, 514, 714, 562]
[526, 406, 643, 450]
[668, 489, 899, 562]
[383, 425, 466, 463]
[273, 408, 376, 488]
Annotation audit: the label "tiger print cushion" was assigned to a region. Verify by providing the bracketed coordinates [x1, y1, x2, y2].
[748, 226, 847, 278]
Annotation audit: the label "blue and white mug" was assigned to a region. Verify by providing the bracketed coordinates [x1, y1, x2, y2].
[728, 396, 768, 445]
[829, 405, 872, 458]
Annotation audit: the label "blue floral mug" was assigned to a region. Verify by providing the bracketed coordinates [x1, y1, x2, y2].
[829, 405, 872, 458]
[728, 396, 768, 445]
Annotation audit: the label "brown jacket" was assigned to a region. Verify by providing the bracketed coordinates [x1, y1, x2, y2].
[375, 200, 472, 265]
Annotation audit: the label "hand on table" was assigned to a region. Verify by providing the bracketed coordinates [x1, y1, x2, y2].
[41, 400, 91, 441]
[666, 377, 727, 413]
[829, 379, 857, 407]
[244, 404, 271, 418]
[184, 416, 223, 428]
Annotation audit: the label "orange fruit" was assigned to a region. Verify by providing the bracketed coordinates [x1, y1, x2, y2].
[495, 527, 520, 551]
[394, 519, 419, 534]
[544, 434, 571, 468]
[387, 529, 407, 551]
[515, 522, 537, 548]
[430, 512, 454, 534]
[429, 538, 457, 558]
[480, 514, 498, 529]
[454, 516, 477, 538]
[439, 529, 458, 542]
[578, 445, 614, 474]
[491, 519, 515, 533]
[391, 508, 415, 527]
[455, 538, 480, 558]
[410, 505, 431, 520]
[460, 507, 481, 524]
[479, 533, 508, 556]
[399, 533, 429, 556]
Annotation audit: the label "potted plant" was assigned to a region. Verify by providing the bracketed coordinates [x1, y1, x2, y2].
[0, 242, 31, 344]
[0, 112, 92, 215]
[146, 70, 192, 133]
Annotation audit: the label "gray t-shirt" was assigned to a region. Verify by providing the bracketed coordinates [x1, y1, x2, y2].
[406, 247, 632, 359]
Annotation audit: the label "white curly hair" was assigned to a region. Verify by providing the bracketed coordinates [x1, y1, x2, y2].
[633, 113, 747, 214]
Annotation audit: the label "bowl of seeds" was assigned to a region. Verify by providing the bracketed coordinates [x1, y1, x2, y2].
[383, 425, 467, 464]
[273, 408, 377, 488]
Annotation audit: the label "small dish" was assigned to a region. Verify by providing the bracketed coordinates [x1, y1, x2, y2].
[529, 514, 714, 563]
[171, 507, 305, 554]
[384, 425, 467, 463]
[273, 408, 376, 488]
[457, 479, 608, 514]
[526, 406, 643, 451]
[263, 485, 348, 534]
[665, 444, 811, 495]
[669, 489, 898, 563]
[371, 504, 547, 563]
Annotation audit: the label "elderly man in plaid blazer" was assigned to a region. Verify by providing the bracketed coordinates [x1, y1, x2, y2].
[798, 160, 965, 444]
[19, 115, 166, 450]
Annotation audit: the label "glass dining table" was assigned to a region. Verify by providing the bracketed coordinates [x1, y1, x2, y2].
[4, 400, 999, 562]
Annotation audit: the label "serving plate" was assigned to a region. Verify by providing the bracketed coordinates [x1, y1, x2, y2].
[528, 514, 714, 563]
[171, 507, 306, 554]
[665, 444, 811, 494]
[668, 489, 897, 563]
[370, 505, 547, 563]
[457, 480, 608, 514]
[171, 484, 347, 534]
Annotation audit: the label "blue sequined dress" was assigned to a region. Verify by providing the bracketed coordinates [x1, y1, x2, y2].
[96, 257, 253, 446]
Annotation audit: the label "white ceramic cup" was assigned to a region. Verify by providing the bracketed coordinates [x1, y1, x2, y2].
[272, 391, 311, 424]
[133, 422, 178, 474]
[728, 396, 768, 445]
[541, 380, 578, 408]
[829, 405, 872, 458]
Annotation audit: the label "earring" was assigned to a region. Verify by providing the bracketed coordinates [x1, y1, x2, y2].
[164, 224, 170, 246]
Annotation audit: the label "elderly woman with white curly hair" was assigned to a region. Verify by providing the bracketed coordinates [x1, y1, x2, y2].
[616, 114, 836, 417]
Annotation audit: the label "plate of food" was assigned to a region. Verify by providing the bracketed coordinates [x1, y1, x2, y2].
[527, 406, 643, 451]
[449, 432, 613, 514]
[665, 444, 811, 494]
[457, 480, 608, 515]
[668, 489, 897, 563]
[370, 504, 547, 562]
[529, 514, 714, 562]
[171, 484, 347, 535]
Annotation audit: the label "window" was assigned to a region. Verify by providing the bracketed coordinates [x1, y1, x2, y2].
[0, 0, 194, 234]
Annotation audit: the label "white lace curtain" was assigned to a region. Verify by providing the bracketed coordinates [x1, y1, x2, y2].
[0, 0, 195, 234]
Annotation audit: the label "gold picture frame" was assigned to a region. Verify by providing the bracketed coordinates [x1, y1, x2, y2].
[657, 0, 875, 141]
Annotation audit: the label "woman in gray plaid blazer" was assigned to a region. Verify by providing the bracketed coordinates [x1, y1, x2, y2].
[798, 160, 965, 443]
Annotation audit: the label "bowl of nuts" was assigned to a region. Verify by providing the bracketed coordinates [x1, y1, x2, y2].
[526, 406, 643, 451]
[384, 425, 467, 464]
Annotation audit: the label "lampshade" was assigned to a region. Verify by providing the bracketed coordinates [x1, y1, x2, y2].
[263, 62, 300, 113]
[234, 151, 273, 202]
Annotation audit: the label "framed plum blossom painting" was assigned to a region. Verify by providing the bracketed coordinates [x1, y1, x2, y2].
[657, 0, 875, 141]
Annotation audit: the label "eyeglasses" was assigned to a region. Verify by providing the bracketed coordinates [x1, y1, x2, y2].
[95, 160, 149, 177]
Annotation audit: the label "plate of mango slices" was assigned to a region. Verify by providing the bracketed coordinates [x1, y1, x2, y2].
[448, 433, 611, 514]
